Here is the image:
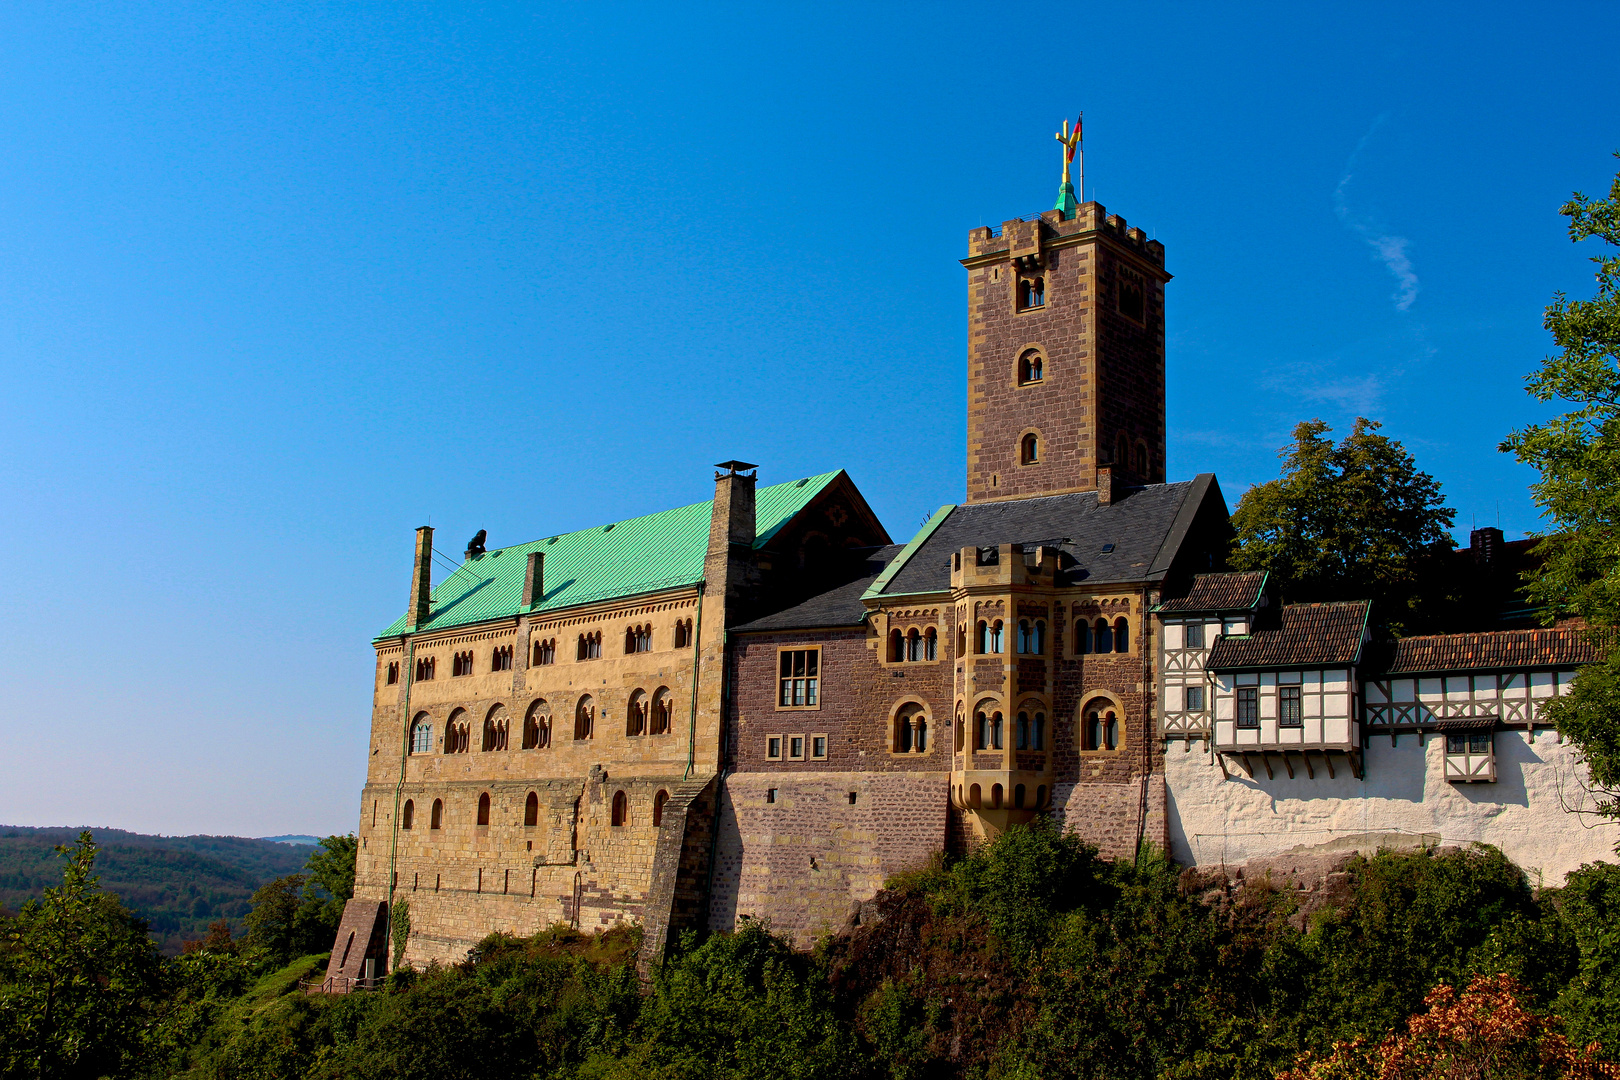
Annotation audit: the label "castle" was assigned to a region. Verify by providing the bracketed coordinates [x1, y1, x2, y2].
[325, 169, 1613, 986]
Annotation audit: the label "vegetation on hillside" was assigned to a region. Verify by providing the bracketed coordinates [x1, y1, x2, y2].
[4, 823, 1619, 1079]
[0, 827, 311, 953]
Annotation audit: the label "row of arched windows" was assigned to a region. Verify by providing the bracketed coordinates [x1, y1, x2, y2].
[400, 788, 674, 832]
[886, 627, 939, 663]
[409, 689, 678, 756]
[451, 650, 475, 677]
[625, 624, 652, 654]
[951, 697, 1123, 754]
[577, 632, 602, 660]
[893, 703, 928, 753]
[533, 638, 556, 666]
[415, 657, 436, 681]
[1078, 618, 1130, 654]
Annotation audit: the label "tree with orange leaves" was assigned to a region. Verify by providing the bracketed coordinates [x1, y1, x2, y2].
[1278, 973, 1620, 1080]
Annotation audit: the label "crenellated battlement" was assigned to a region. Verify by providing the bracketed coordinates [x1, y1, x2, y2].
[967, 201, 1165, 267]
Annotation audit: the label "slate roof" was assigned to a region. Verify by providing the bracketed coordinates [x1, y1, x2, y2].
[375, 471, 845, 640]
[735, 545, 906, 632]
[1156, 571, 1267, 613]
[1381, 628, 1605, 675]
[865, 476, 1218, 599]
[1206, 601, 1371, 670]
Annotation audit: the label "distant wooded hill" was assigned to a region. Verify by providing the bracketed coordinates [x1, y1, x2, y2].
[0, 826, 313, 954]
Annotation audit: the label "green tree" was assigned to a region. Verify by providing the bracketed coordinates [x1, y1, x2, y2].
[1231, 418, 1457, 633]
[1501, 157, 1620, 823]
[0, 832, 164, 1080]
[1501, 155, 1620, 628]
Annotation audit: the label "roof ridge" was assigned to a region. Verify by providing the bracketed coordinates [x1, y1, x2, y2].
[482, 470, 844, 557]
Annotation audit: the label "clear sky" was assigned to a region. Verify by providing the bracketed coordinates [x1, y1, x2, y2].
[2, 3, 1616, 837]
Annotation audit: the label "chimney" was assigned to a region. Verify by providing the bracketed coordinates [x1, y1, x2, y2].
[1096, 464, 1116, 506]
[407, 526, 433, 630]
[523, 551, 545, 607]
[706, 460, 761, 624]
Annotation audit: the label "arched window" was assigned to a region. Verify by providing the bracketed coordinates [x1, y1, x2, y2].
[1016, 620, 1031, 654]
[991, 783, 1004, 809]
[445, 710, 470, 754]
[651, 687, 674, 735]
[1114, 617, 1130, 652]
[402, 799, 414, 830]
[430, 798, 443, 830]
[1077, 621, 1091, 654]
[1094, 618, 1113, 654]
[524, 791, 539, 827]
[476, 792, 491, 827]
[1082, 702, 1121, 752]
[1033, 712, 1046, 751]
[611, 791, 628, 827]
[907, 629, 924, 661]
[1134, 443, 1149, 478]
[491, 645, 513, 672]
[482, 705, 509, 752]
[976, 620, 989, 654]
[969, 783, 982, 808]
[626, 690, 648, 737]
[924, 627, 938, 661]
[533, 638, 555, 666]
[1020, 433, 1039, 465]
[415, 656, 436, 681]
[410, 714, 434, 754]
[894, 703, 927, 754]
[385, 661, 399, 685]
[575, 695, 595, 740]
[1033, 620, 1046, 655]
[957, 623, 967, 656]
[653, 789, 669, 827]
[889, 629, 904, 662]
[1015, 783, 1026, 809]
[1018, 350, 1043, 385]
[1116, 433, 1130, 472]
[990, 621, 1005, 653]
[1016, 711, 1030, 749]
[990, 711, 1003, 749]
[673, 619, 693, 648]
[523, 699, 551, 750]
[1036, 784, 1047, 809]
[954, 705, 966, 752]
[975, 710, 989, 750]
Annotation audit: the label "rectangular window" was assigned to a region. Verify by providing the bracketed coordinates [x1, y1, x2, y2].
[1184, 685, 1205, 712]
[766, 736, 782, 760]
[1236, 687, 1259, 728]
[1278, 685, 1302, 727]
[1447, 733, 1467, 754]
[1185, 622, 1204, 649]
[789, 736, 805, 760]
[811, 735, 827, 760]
[1223, 619, 1246, 636]
[778, 648, 820, 709]
[1468, 732, 1491, 754]
[765, 788, 777, 804]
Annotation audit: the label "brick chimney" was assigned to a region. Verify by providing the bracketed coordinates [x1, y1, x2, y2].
[523, 551, 545, 607]
[1096, 464, 1117, 506]
[706, 460, 761, 625]
[407, 526, 433, 630]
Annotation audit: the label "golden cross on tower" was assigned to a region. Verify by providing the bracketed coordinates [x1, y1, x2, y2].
[1055, 117, 1081, 184]
[1053, 115, 1082, 217]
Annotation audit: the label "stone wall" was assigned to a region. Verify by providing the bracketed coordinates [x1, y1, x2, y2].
[708, 770, 948, 948]
[1163, 729, 1614, 885]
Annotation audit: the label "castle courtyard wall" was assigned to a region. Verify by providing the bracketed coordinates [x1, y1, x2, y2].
[1163, 730, 1613, 884]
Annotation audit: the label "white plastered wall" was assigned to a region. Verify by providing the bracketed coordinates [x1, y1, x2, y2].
[1164, 729, 1616, 886]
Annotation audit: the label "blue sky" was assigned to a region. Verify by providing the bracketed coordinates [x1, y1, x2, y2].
[2, 3, 1615, 836]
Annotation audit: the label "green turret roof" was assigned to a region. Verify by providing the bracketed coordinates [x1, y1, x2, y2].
[375, 471, 844, 641]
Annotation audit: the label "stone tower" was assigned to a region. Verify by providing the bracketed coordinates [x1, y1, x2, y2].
[962, 202, 1170, 503]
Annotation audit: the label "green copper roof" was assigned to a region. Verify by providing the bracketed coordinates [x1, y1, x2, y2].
[375, 471, 844, 640]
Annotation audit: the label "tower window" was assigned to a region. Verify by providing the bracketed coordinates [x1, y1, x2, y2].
[410, 714, 434, 754]
[1119, 270, 1145, 323]
[415, 656, 436, 681]
[1018, 350, 1044, 385]
[524, 791, 539, 827]
[611, 791, 628, 827]
[402, 799, 414, 829]
[1020, 433, 1040, 465]
[653, 789, 669, 827]
[430, 798, 443, 830]
[385, 661, 399, 685]
[523, 699, 551, 749]
[1017, 275, 1046, 311]
[1134, 443, 1149, 479]
[476, 792, 490, 827]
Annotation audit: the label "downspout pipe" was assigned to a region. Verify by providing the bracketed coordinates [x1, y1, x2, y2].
[386, 636, 416, 939]
[685, 581, 705, 781]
